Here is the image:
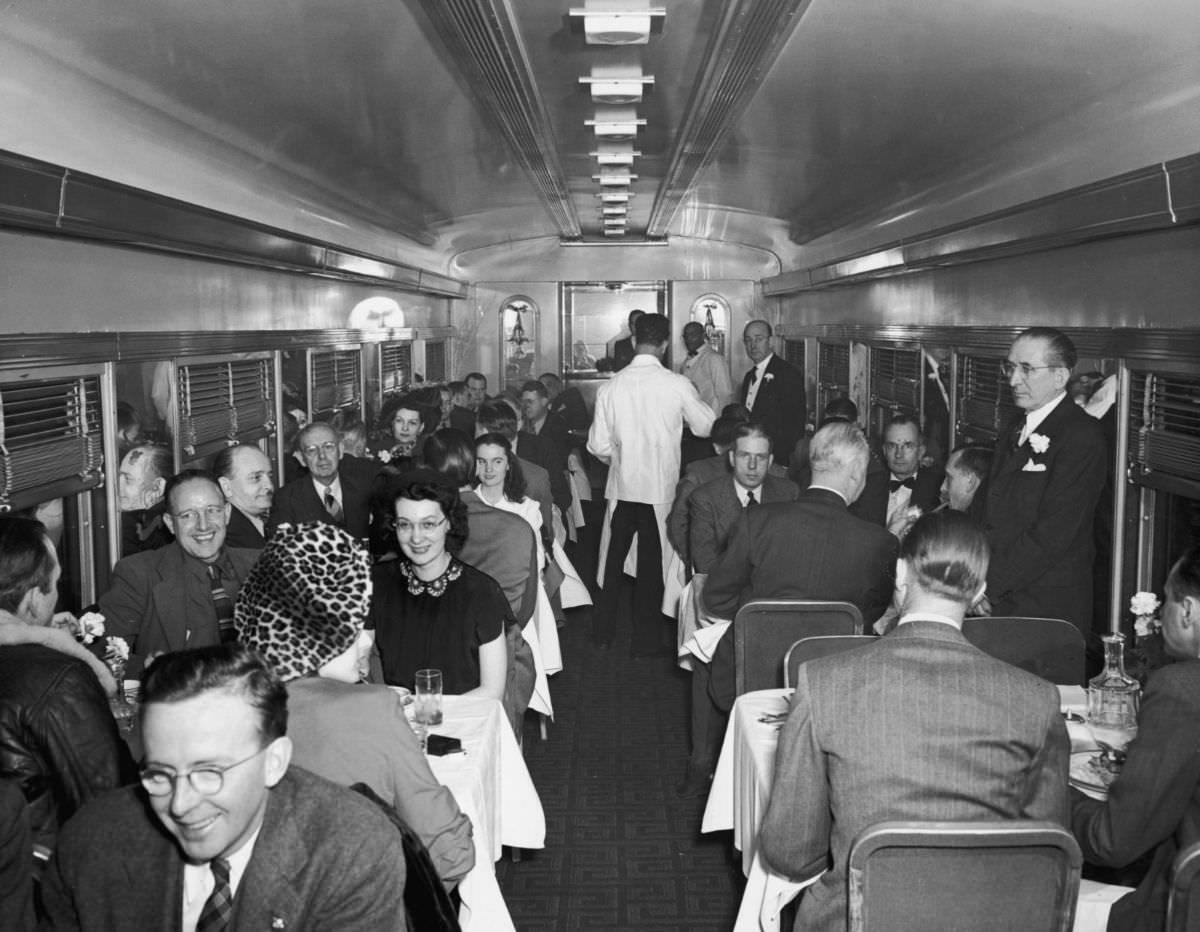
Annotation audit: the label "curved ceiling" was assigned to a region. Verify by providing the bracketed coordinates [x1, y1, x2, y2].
[1, 0, 1197, 275]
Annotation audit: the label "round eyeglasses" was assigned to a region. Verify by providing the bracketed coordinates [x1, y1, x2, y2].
[1001, 360, 1059, 380]
[140, 745, 268, 797]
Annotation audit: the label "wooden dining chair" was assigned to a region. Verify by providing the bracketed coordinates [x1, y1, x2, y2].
[1167, 840, 1200, 931]
[783, 635, 875, 688]
[961, 616, 1086, 686]
[733, 599, 862, 696]
[847, 820, 1082, 932]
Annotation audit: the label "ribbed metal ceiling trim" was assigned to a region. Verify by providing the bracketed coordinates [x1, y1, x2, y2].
[419, 0, 581, 237]
[644, 0, 815, 238]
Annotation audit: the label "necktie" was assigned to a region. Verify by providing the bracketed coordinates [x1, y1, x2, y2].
[207, 565, 237, 644]
[324, 490, 345, 526]
[889, 476, 916, 494]
[745, 490, 757, 508]
[197, 857, 233, 932]
[747, 368, 758, 387]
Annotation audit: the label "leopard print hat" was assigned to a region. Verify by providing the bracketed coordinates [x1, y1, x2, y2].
[234, 521, 373, 681]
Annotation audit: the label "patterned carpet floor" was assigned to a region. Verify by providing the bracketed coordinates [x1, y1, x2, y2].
[496, 601, 746, 931]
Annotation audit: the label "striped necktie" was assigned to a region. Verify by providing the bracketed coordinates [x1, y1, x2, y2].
[745, 490, 757, 508]
[197, 857, 233, 932]
[324, 490, 345, 526]
[207, 565, 237, 644]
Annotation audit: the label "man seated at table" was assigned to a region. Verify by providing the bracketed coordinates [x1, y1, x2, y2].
[666, 413, 743, 559]
[760, 511, 1069, 931]
[940, 442, 993, 520]
[686, 423, 798, 574]
[675, 423, 897, 797]
[1071, 545, 1200, 932]
[40, 644, 408, 931]
[851, 414, 944, 536]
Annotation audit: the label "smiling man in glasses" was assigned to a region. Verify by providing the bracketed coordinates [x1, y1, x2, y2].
[40, 644, 407, 931]
[982, 327, 1107, 653]
[100, 471, 261, 675]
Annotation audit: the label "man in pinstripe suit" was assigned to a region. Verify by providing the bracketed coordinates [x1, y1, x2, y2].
[760, 511, 1069, 932]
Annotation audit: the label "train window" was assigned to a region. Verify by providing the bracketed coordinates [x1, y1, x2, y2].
[561, 280, 668, 374]
[176, 354, 276, 470]
[114, 361, 175, 455]
[424, 339, 448, 384]
[380, 341, 413, 398]
[921, 347, 952, 466]
[817, 341, 851, 414]
[867, 345, 921, 445]
[955, 352, 1019, 445]
[297, 346, 363, 424]
[501, 296, 539, 392]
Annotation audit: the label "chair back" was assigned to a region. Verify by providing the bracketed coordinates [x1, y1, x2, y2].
[783, 635, 876, 688]
[733, 600, 861, 696]
[847, 820, 1081, 932]
[961, 616, 1085, 685]
[1167, 840, 1200, 931]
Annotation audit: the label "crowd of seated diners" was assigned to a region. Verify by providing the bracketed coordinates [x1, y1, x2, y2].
[1, 324, 1193, 932]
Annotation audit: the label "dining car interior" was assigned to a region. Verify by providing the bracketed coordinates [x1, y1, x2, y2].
[1, 0, 1199, 929]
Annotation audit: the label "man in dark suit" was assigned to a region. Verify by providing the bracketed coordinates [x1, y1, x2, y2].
[99, 471, 261, 673]
[983, 327, 1107, 643]
[686, 423, 799, 574]
[940, 442, 993, 520]
[1070, 545, 1200, 932]
[540, 372, 590, 434]
[739, 319, 806, 466]
[666, 413, 743, 558]
[851, 414, 944, 534]
[447, 379, 476, 436]
[269, 422, 382, 542]
[117, 443, 174, 556]
[609, 309, 644, 372]
[213, 443, 274, 549]
[40, 645, 407, 931]
[520, 379, 573, 459]
[675, 423, 897, 796]
[760, 511, 1068, 931]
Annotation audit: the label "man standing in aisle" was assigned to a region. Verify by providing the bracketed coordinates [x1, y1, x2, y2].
[40, 645, 407, 931]
[679, 322, 733, 417]
[760, 512, 1068, 930]
[588, 312, 715, 656]
[983, 327, 1107, 644]
[739, 320, 806, 466]
[608, 309, 644, 372]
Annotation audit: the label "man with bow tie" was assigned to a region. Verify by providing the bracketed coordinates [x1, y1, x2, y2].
[851, 415, 944, 536]
[739, 320, 806, 466]
[679, 322, 733, 416]
[983, 327, 1107, 650]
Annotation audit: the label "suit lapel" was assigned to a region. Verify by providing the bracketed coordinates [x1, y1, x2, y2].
[151, 547, 206, 651]
[231, 782, 305, 930]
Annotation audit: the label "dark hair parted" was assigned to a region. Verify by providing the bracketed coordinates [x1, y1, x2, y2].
[390, 470, 469, 555]
[822, 396, 859, 423]
[1167, 545, 1200, 604]
[464, 372, 487, 387]
[900, 510, 990, 603]
[163, 469, 223, 514]
[474, 433, 527, 502]
[732, 421, 773, 454]
[711, 413, 747, 449]
[950, 443, 994, 482]
[475, 400, 519, 441]
[423, 429, 476, 486]
[0, 516, 54, 614]
[141, 644, 288, 742]
[520, 380, 549, 400]
[1016, 326, 1077, 371]
[884, 413, 923, 440]
[633, 312, 670, 347]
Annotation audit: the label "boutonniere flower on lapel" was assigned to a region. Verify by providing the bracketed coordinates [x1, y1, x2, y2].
[762, 373, 774, 383]
[1027, 432, 1050, 454]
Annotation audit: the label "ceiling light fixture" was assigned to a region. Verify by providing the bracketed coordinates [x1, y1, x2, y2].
[590, 141, 640, 166]
[595, 191, 634, 203]
[568, 3, 666, 45]
[579, 66, 655, 104]
[585, 106, 645, 139]
[593, 168, 637, 186]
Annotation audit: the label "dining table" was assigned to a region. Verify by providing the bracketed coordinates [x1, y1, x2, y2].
[407, 692, 546, 932]
[700, 684, 1132, 932]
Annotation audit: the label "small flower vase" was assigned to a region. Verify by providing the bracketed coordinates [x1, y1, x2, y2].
[107, 656, 137, 734]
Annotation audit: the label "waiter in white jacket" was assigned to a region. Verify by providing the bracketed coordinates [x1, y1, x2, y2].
[588, 313, 715, 656]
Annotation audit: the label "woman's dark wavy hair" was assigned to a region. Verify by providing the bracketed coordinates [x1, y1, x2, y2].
[377, 391, 440, 443]
[473, 432, 527, 502]
[390, 470, 469, 555]
[142, 644, 288, 742]
[422, 428, 475, 487]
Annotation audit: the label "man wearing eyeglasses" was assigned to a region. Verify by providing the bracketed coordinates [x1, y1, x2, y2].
[983, 327, 1107, 650]
[99, 471, 260, 675]
[268, 422, 383, 542]
[40, 644, 407, 931]
[850, 415, 943, 536]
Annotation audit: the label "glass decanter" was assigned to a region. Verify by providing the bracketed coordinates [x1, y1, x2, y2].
[1086, 633, 1140, 763]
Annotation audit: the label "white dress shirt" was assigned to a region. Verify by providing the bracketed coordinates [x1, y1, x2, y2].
[679, 344, 734, 415]
[182, 825, 261, 931]
[1018, 391, 1068, 446]
[744, 354, 774, 413]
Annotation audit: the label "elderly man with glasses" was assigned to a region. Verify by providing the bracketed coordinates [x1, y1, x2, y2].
[982, 326, 1107, 656]
[269, 421, 383, 542]
[99, 470, 262, 675]
[40, 644, 407, 932]
[850, 414, 944, 537]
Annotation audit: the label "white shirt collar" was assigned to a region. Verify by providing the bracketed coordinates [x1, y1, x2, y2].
[897, 612, 961, 628]
[733, 478, 762, 506]
[1021, 390, 1068, 442]
[754, 353, 774, 376]
[807, 483, 848, 505]
[311, 474, 343, 503]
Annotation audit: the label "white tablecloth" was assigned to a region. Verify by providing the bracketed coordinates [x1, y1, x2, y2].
[700, 685, 1130, 932]
[422, 694, 546, 932]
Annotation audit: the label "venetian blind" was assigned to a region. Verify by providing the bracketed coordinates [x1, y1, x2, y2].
[380, 341, 413, 395]
[425, 340, 447, 384]
[178, 358, 274, 456]
[956, 353, 1018, 443]
[1129, 370, 1200, 490]
[310, 349, 361, 415]
[870, 346, 921, 410]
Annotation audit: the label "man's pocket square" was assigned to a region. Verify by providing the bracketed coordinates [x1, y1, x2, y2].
[1022, 461, 1048, 472]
